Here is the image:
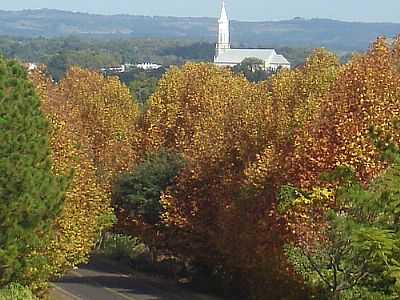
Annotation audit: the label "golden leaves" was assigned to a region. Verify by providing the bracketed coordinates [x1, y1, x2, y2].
[29, 36, 400, 296]
[244, 145, 275, 189]
[57, 67, 141, 188]
[30, 66, 141, 278]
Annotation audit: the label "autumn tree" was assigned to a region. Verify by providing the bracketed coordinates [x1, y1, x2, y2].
[137, 42, 399, 298]
[280, 37, 400, 298]
[29, 67, 141, 277]
[287, 38, 400, 188]
[57, 67, 141, 189]
[140, 63, 308, 299]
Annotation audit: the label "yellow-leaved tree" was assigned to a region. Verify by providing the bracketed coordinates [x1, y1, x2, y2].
[30, 67, 141, 277]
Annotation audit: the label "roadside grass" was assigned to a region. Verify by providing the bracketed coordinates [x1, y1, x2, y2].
[96, 233, 183, 277]
[0, 283, 37, 300]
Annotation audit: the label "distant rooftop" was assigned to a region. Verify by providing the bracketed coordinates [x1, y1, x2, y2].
[214, 49, 290, 65]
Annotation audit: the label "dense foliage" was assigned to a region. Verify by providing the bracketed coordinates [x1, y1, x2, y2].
[114, 149, 185, 226]
[126, 37, 400, 299]
[29, 67, 141, 279]
[0, 37, 213, 81]
[285, 159, 400, 299]
[0, 57, 66, 289]
[232, 57, 278, 82]
[5, 34, 400, 300]
[158, 42, 215, 60]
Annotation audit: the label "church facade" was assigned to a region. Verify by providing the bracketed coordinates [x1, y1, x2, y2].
[214, 1, 291, 70]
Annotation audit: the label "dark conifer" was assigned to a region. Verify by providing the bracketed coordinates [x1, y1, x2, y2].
[0, 57, 66, 287]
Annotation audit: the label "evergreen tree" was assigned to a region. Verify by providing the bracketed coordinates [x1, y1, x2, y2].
[284, 160, 400, 300]
[0, 57, 66, 287]
[113, 149, 185, 226]
[232, 57, 277, 82]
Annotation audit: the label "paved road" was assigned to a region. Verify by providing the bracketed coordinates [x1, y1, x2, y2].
[52, 258, 222, 300]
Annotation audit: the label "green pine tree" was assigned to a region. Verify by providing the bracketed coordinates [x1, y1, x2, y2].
[0, 57, 67, 288]
[284, 160, 400, 300]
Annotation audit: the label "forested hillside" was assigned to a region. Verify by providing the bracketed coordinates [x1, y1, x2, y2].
[1, 9, 400, 51]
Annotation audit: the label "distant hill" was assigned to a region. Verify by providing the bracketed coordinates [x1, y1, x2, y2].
[1, 9, 400, 51]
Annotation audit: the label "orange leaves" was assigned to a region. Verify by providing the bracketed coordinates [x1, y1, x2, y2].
[30, 36, 400, 298]
[244, 145, 276, 189]
[137, 38, 400, 298]
[289, 37, 400, 188]
[140, 63, 299, 295]
[143, 63, 267, 165]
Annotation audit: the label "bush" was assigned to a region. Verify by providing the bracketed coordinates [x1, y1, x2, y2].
[0, 283, 37, 300]
[98, 233, 188, 278]
[113, 149, 185, 225]
[99, 234, 148, 261]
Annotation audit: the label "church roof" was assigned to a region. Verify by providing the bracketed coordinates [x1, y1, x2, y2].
[215, 49, 290, 65]
[269, 54, 291, 65]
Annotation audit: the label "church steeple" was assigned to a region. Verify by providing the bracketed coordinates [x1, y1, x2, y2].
[216, 0, 230, 57]
[219, 0, 228, 22]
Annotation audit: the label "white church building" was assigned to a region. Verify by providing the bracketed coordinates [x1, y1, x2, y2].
[214, 1, 291, 70]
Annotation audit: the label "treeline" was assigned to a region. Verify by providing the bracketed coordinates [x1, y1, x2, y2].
[0, 36, 312, 80]
[0, 36, 211, 80]
[3, 37, 400, 300]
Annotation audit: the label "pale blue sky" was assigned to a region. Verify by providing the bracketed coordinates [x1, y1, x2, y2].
[2, 0, 400, 23]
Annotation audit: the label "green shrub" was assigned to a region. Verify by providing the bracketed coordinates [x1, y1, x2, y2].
[0, 283, 37, 300]
[113, 149, 185, 225]
[99, 234, 148, 261]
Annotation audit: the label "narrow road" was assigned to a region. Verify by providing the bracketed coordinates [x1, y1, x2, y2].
[52, 258, 222, 300]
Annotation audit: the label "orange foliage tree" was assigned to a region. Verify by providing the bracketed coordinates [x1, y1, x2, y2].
[140, 60, 341, 298]
[57, 67, 141, 188]
[288, 38, 400, 188]
[138, 40, 400, 298]
[279, 37, 400, 252]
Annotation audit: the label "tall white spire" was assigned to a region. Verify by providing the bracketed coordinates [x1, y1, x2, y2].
[216, 0, 230, 57]
[219, 0, 228, 22]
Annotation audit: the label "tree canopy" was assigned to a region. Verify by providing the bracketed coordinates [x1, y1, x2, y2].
[0, 57, 66, 289]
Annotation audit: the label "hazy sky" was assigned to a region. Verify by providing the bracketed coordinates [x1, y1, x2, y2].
[2, 0, 400, 23]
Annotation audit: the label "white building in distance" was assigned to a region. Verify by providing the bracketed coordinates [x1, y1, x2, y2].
[136, 62, 163, 70]
[100, 62, 163, 74]
[214, 1, 290, 70]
